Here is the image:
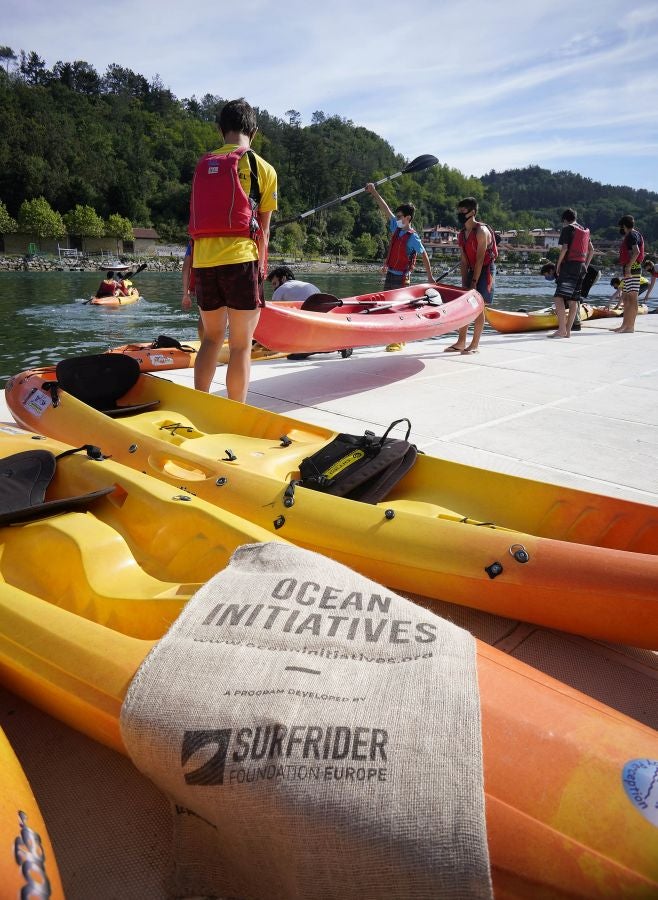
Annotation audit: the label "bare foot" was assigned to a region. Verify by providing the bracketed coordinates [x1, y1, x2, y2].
[610, 326, 624, 332]
[615, 328, 635, 334]
[461, 348, 480, 354]
[547, 331, 569, 339]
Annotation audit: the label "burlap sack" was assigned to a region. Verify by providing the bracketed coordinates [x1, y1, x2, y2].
[120, 543, 492, 900]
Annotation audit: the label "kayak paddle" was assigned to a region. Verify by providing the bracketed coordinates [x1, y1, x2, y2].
[272, 154, 439, 230]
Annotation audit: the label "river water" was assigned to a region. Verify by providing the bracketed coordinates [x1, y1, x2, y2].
[0, 269, 619, 384]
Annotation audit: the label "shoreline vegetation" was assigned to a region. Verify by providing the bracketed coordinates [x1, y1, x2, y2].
[1, 51, 657, 265]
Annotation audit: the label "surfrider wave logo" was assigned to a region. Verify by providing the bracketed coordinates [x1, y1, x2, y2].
[622, 759, 658, 827]
[183, 724, 389, 788]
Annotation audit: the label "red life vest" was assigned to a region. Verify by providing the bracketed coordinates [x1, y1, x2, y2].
[565, 224, 590, 263]
[385, 229, 416, 274]
[619, 230, 645, 265]
[189, 147, 261, 240]
[458, 223, 498, 269]
[96, 279, 116, 297]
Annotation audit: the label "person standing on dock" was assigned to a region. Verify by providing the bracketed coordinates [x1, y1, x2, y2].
[189, 98, 277, 400]
[547, 208, 593, 339]
[365, 182, 435, 351]
[613, 216, 645, 333]
[444, 197, 497, 354]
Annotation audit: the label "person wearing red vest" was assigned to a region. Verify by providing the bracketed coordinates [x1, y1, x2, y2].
[365, 182, 435, 351]
[189, 99, 277, 399]
[613, 215, 645, 333]
[445, 197, 497, 354]
[548, 208, 594, 339]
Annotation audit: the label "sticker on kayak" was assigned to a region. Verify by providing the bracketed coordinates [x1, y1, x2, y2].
[150, 354, 174, 367]
[622, 759, 658, 826]
[0, 425, 26, 435]
[23, 389, 51, 418]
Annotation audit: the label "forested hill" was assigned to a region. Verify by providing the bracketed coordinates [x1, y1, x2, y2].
[1, 49, 657, 253]
[482, 167, 658, 240]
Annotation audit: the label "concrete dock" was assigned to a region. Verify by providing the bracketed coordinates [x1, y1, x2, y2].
[0, 314, 656, 899]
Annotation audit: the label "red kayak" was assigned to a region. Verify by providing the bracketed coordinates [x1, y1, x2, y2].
[254, 283, 483, 353]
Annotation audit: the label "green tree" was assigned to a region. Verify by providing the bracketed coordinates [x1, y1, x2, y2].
[63, 204, 106, 250]
[17, 196, 65, 239]
[303, 233, 322, 257]
[0, 46, 17, 74]
[0, 200, 18, 233]
[353, 233, 377, 259]
[105, 212, 134, 253]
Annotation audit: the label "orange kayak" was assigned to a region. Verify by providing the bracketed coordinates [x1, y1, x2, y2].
[89, 288, 140, 307]
[106, 339, 288, 371]
[485, 303, 594, 334]
[254, 283, 483, 352]
[589, 304, 648, 320]
[0, 577, 656, 897]
[0, 725, 64, 898]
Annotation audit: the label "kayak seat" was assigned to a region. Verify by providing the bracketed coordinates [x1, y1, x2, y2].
[55, 354, 160, 417]
[300, 293, 343, 313]
[0, 449, 114, 527]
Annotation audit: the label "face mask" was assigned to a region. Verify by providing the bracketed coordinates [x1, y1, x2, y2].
[395, 217, 406, 229]
[457, 212, 471, 225]
[544, 273, 555, 281]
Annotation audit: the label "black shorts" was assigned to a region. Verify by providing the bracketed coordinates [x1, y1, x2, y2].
[555, 262, 586, 302]
[194, 261, 264, 311]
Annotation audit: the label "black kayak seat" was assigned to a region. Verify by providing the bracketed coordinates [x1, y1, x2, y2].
[0, 449, 113, 527]
[55, 354, 159, 417]
[300, 293, 343, 313]
[150, 334, 196, 352]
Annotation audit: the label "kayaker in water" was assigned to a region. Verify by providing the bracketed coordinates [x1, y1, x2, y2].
[188, 98, 278, 400]
[547, 208, 594, 339]
[266, 266, 320, 301]
[96, 272, 120, 298]
[365, 182, 435, 352]
[444, 197, 497, 354]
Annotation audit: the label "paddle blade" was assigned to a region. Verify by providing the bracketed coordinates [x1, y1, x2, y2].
[402, 154, 439, 174]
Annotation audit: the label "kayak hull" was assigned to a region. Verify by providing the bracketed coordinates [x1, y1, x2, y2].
[0, 724, 65, 897]
[254, 283, 484, 351]
[0, 513, 655, 896]
[485, 303, 594, 334]
[6, 368, 658, 648]
[107, 340, 288, 372]
[89, 288, 140, 307]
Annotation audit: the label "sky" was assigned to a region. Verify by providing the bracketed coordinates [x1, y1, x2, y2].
[4, 0, 658, 191]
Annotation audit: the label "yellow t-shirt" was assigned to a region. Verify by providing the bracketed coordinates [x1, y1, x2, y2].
[192, 144, 278, 268]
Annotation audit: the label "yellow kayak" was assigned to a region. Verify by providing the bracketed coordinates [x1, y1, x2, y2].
[485, 303, 594, 333]
[6, 357, 658, 648]
[0, 723, 65, 898]
[0, 433, 655, 897]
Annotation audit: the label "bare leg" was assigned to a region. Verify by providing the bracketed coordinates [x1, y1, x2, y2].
[462, 311, 485, 353]
[548, 296, 568, 338]
[566, 300, 579, 335]
[617, 290, 638, 333]
[226, 307, 261, 403]
[194, 307, 228, 392]
[445, 325, 468, 352]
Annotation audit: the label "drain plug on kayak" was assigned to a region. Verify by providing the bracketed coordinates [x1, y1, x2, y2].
[485, 562, 503, 579]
